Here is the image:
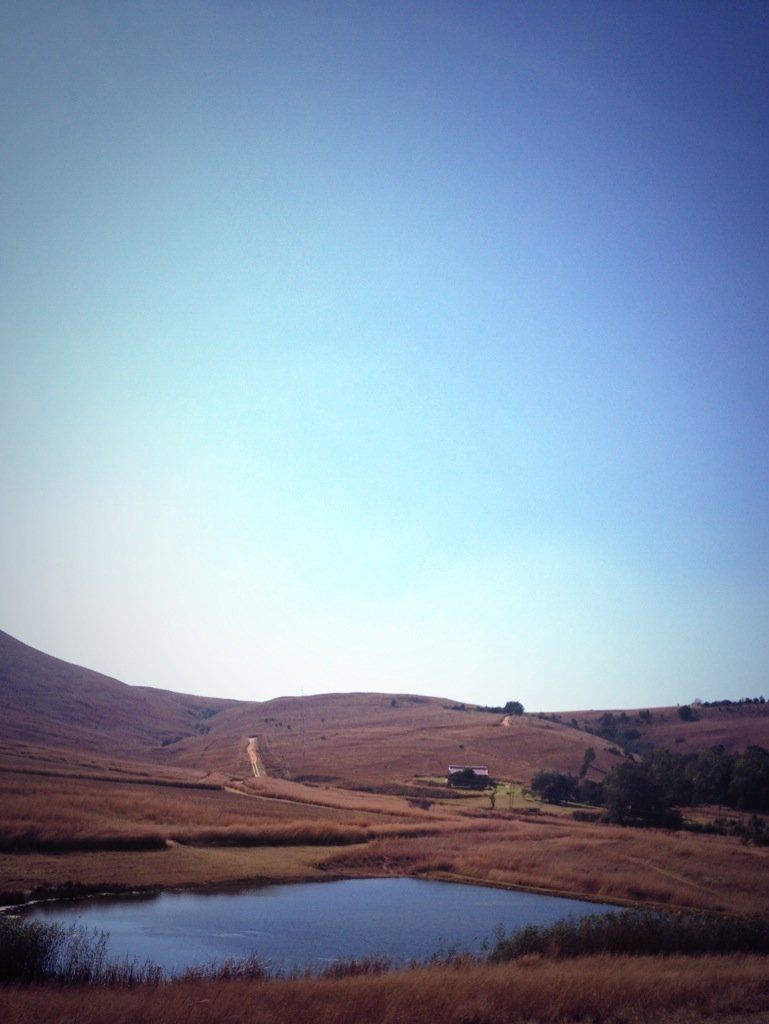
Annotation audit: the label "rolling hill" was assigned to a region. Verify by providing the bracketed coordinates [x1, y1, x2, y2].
[0, 629, 235, 758]
[3, 628, 769, 791]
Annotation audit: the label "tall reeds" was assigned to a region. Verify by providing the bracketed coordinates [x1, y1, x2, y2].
[490, 908, 769, 961]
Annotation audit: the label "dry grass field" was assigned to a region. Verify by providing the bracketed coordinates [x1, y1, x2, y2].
[4, 629, 769, 1021]
[0, 770, 435, 850]
[322, 814, 769, 915]
[0, 630, 623, 788]
[0, 768, 457, 902]
[570, 703, 769, 755]
[3, 767, 768, 916]
[3, 955, 769, 1024]
[3, 629, 769, 915]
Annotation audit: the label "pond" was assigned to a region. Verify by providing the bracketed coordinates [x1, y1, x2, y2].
[23, 878, 615, 974]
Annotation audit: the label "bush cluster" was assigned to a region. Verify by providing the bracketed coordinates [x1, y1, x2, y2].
[489, 909, 769, 962]
[0, 916, 162, 985]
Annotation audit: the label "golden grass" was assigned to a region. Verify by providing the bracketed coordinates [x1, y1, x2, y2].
[570, 702, 769, 757]
[0, 843, 350, 899]
[321, 814, 769, 915]
[237, 775, 445, 819]
[175, 691, 619, 788]
[5, 765, 769, 918]
[5, 766, 769, 920]
[0, 771, 432, 851]
[2, 955, 769, 1023]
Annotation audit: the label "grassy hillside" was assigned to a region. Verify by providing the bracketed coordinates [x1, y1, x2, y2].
[0, 630, 620, 788]
[4, 628, 769, 919]
[163, 691, 627, 789]
[0, 630, 235, 761]
[569, 703, 769, 756]
[4, 629, 769, 793]
[4, 628, 769, 1024]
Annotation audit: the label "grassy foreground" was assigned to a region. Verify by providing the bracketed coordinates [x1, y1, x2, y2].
[3, 955, 769, 1024]
[4, 910, 769, 1023]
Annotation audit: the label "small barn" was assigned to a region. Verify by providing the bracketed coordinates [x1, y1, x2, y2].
[447, 764, 491, 789]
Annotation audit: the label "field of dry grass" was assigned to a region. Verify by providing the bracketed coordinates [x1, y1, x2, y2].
[4, 770, 769, 918]
[569, 702, 769, 756]
[0, 843, 354, 901]
[0, 765, 482, 904]
[0, 770, 458, 901]
[167, 690, 623, 788]
[321, 813, 769, 915]
[3, 954, 769, 1024]
[0, 770, 426, 845]
[6, 630, 769, 1021]
[1, 629, 623, 792]
[4, 756, 769, 918]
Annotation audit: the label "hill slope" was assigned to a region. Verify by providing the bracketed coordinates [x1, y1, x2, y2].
[4, 629, 769, 790]
[0, 629, 236, 763]
[165, 692, 625, 787]
[0, 630, 619, 786]
[569, 704, 769, 757]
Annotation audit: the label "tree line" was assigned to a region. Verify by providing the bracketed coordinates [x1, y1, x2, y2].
[531, 743, 769, 830]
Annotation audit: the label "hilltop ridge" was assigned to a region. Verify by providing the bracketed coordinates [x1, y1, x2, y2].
[3, 629, 769, 791]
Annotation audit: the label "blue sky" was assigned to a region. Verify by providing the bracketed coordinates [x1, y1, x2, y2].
[2, 1, 768, 709]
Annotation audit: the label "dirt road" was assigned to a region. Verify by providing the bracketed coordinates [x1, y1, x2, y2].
[246, 736, 265, 778]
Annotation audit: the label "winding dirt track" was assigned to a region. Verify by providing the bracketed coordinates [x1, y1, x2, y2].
[246, 736, 265, 778]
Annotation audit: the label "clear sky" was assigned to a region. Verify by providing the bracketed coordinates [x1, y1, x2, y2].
[2, 1, 768, 710]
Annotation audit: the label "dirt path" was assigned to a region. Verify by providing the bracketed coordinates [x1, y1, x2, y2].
[246, 736, 265, 778]
[623, 854, 711, 893]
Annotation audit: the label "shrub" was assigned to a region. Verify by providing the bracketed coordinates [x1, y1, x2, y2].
[530, 771, 576, 805]
[0, 916, 166, 986]
[603, 763, 669, 826]
[489, 909, 769, 962]
[0, 916, 64, 982]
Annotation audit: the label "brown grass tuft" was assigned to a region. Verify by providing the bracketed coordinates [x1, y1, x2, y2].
[3, 955, 769, 1023]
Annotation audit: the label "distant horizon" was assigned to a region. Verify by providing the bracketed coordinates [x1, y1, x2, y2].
[3, 2, 768, 712]
[4, 625, 762, 716]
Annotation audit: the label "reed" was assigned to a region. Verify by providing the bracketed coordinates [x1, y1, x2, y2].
[490, 908, 769, 960]
[3, 955, 769, 1023]
[0, 916, 161, 985]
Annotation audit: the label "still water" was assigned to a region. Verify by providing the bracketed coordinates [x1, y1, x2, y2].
[25, 878, 614, 973]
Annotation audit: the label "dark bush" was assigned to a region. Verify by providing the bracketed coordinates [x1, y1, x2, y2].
[489, 909, 769, 962]
[0, 916, 162, 985]
[603, 763, 668, 826]
[0, 916, 63, 982]
[530, 770, 576, 805]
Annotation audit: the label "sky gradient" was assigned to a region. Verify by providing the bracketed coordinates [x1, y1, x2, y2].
[2, 1, 769, 710]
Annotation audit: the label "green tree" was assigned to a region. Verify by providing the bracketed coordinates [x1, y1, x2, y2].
[651, 748, 693, 806]
[579, 746, 596, 778]
[504, 700, 524, 716]
[603, 762, 669, 826]
[686, 745, 731, 806]
[531, 770, 576, 805]
[730, 746, 769, 812]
